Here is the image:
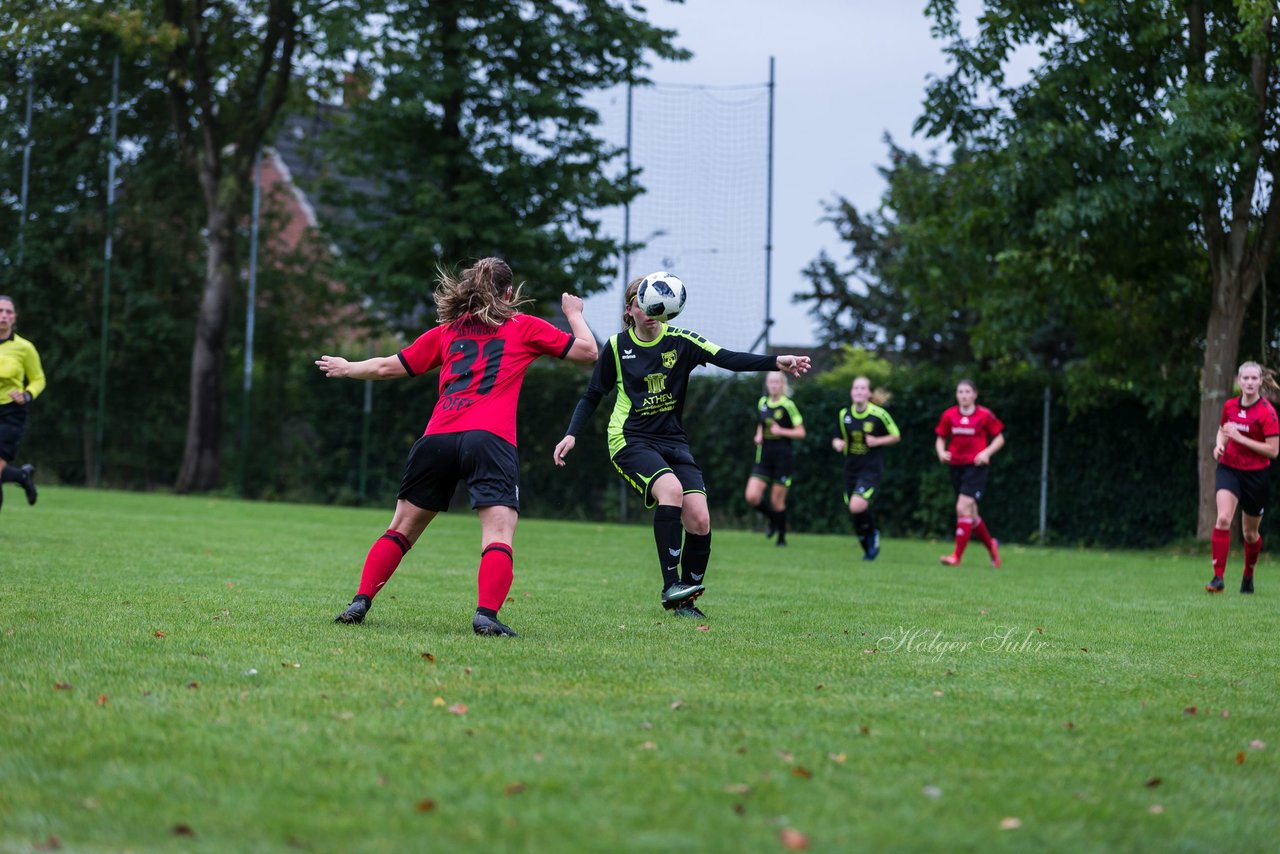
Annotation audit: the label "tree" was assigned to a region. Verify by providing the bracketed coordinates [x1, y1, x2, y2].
[316, 0, 688, 326]
[917, 0, 1280, 536]
[161, 0, 307, 492]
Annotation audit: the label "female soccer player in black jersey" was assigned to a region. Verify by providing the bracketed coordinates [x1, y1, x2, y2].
[744, 371, 806, 546]
[553, 277, 810, 618]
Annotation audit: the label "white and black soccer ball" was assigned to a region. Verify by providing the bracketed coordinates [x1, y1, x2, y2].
[635, 271, 687, 321]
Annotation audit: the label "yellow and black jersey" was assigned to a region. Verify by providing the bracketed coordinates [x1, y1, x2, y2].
[836, 404, 899, 459]
[565, 324, 775, 455]
[0, 333, 45, 406]
[757, 395, 803, 443]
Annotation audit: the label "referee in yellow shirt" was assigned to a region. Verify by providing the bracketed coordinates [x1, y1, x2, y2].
[0, 296, 43, 511]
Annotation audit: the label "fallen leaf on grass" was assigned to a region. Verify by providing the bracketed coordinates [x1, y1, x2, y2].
[282, 662, 301, 669]
[862, 649, 877, 655]
[432, 697, 446, 707]
[421, 652, 436, 663]
[172, 824, 195, 837]
[463, 667, 472, 675]
[732, 803, 745, 815]
[34, 835, 61, 850]
[533, 753, 544, 762]
[670, 699, 684, 711]
[777, 751, 794, 763]
[416, 799, 436, 812]
[79, 799, 99, 810]
[54, 683, 72, 691]
[154, 631, 167, 638]
[791, 766, 812, 779]
[922, 785, 942, 799]
[187, 682, 199, 690]
[1250, 740, 1267, 750]
[1221, 709, 1230, 718]
[447, 704, 468, 715]
[1183, 706, 1197, 716]
[1149, 804, 1164, 814]
[642, 741, 657, 750]
[815, 684, 824, 691]
[640, 721, 653, 730]
[96, 695, 108, 706]
[999, 817, 1021, 830]
[859, 725, 871, 736]
[335, 711, 354, 721]
[1236, 752, 1246, 765]
[828, 753, 846, 764]
[933, 690, 944, 697]
[1145, 777, 1162, 788]
[779, 828, 809, 850]
[724, 783, 752, 795]
[1064, 721, 1074, 730]
[696, 624, 710, 632]
[504, 782, 525, 796]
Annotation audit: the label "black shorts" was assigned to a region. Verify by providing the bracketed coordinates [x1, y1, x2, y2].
[612, 436, 706, 509]
[1216, 464, 1269, 517]
[750, 441, 794, 487]
[398, 430, 520, 512]
[843, 456, 884, 504]
[0, 404, 28, 462]
[950, 464, 989, 500]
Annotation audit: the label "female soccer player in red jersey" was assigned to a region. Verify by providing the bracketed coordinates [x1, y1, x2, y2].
[1206, 361, 1280, 594]
[934, 379, 1005, 567]
[317, 258, 599, 636]
[553, 277, 810, 619]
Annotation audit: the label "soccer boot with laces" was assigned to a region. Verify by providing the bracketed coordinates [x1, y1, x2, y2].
[335, 595, 371, 623]
[472, 611, 519, 637]
[939, 553, 961, 566]
[1241, 576, 1255, 594]
[672, 602, 707, 619]
[988, 538, 1001, 568]
[862, 529, 881, 561]
[1205, 576, 1225, 593]
[660, 582, 705, 610]
[19, 464, 37, 506]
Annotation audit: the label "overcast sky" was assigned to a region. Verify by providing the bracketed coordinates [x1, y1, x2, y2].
[628, 0, 981, 345]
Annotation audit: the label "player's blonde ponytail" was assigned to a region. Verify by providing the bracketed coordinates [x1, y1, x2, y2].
[434, 257, 531, 325]
[622, 277, 642, 329]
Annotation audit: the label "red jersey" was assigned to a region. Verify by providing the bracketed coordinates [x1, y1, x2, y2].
[935, 405, 1004, 466]
[1219, 395, 1279, 471]
[398, 313, 573, 446]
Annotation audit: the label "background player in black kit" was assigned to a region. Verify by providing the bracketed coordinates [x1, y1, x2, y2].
[744, 371, 805, 547]
[553, 277, 811, 618]
[832, 376, 900, 560]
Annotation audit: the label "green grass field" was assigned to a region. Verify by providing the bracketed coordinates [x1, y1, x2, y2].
[2, 488, 1277, 852]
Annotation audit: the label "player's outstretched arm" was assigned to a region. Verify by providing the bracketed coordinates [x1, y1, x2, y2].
[315, 354, 408, 381]
[562, 293, 600, 366]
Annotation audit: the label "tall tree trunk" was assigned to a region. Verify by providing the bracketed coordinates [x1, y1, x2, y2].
[1196, 270, 1250, 537]
[176, 206, 239, 492]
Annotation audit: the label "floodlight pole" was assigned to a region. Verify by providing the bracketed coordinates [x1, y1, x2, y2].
[94, 54, 120, 488]
[17, 68, 34, 267]
[239, 143, 263, 496]
[1039, 385, 1051, 542]
[619, 76, 635, 524]
[764, 56, 776, 352]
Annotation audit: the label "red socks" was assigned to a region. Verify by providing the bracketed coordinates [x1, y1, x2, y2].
[1211, 527, 1230, 579]
[953, 516, 974, 559]
[477, 543, 514, 612]
[1244, 535, 1262, 579]
[357, 529, 412, 599]
[972, 518, 994, 548]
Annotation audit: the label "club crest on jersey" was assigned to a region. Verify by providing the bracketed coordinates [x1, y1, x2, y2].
[662, 350, 678, 369]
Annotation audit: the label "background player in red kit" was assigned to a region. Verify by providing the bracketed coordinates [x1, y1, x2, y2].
[317, 258, 598, 635]
[1206, 360, 1280, 594]
[934, 379, 1005, 567]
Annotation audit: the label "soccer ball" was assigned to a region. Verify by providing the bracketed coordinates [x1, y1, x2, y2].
[635, 271, 687, 321]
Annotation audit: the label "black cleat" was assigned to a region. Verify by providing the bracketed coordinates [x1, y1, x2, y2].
[672, 602, 707, 619]
[19, 464, 36, 506]
[660, 582, 705, 610]
[1205, 576, 1225, 594]
[472, 611, 518, 637]
[1241, 576, 1255, 594]
[862, 529, 881, 561]
[335, 595, 371, 623]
